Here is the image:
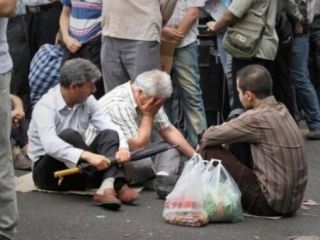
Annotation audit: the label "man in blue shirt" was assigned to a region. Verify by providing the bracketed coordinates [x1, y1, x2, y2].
[28, 58, 138, 210]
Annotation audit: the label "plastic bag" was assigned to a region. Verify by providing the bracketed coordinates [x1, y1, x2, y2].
[202, 160, 243, 222]
[163, 154, 209, 227]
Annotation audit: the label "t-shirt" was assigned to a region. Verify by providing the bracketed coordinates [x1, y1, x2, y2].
[63, 0, 102, 43]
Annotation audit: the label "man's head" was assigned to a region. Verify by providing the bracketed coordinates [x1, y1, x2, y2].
[60, 58, 101, 105]
[132, 69, 173, 104]
[236, 64, 273, 109]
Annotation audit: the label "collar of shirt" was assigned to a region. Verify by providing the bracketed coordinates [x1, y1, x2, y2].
[53, 84, 80, 113]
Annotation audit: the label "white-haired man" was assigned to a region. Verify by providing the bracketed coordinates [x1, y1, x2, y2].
[86, 70, 196, 199]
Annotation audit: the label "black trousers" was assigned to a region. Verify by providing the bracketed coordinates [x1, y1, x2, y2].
[62, 37, 104, 99]
[26, 2, 62, 58]
[11, 118, 29, 148]
[271, 42, 295, 116]
[32, 129, 125, 191]
[231, 58, 272, 109]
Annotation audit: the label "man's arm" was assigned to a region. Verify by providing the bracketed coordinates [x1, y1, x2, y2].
[160, 0, 178, 25]
[60, 5, 81, 53]
[200, 117, 260, 149]
[206, 9, 236, 33]
[284, 0, 304, 22]
[160, 125, 195, 158]
[0, 0, 17, 17]
[10, 94, 25, 127]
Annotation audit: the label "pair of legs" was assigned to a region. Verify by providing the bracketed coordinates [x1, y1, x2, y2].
[32, 129, 124, 191]
[100, 36, 160, 93]
[0, 72, 18, 240]
[166, 41, 207, 147]
[199, 144, 281, 216]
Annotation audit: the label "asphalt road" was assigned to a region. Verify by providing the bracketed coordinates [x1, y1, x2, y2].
[15, 139, 320, 240]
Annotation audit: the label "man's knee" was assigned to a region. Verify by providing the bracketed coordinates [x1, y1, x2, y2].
[96, 129, 119, 144]
[58, 128, 81, 143]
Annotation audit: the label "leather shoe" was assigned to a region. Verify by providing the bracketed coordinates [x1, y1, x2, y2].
[93, 189, 121, 210]
[306, 129, 320, 140]
[116, 184, 139, 204]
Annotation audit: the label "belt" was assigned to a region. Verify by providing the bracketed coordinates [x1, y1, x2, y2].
[27, 2, 61, 14]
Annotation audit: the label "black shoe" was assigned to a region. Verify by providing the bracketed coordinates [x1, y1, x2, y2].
[154, 175, 178, 200]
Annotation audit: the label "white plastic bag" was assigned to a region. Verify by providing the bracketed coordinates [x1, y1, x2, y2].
[202, 160, 243, 222]
[163, 154, 209, 227]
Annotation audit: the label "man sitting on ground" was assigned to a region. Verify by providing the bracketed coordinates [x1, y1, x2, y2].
[199, 65, 307, 216]
[28, 58, 138, 210]
[86, 69, 196, 199]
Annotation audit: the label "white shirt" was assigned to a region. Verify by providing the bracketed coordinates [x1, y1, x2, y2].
[28, 84, 128, 167]
[22, 0, 60, 6]
[86, 82, 171, 143]
[166, 0, 206, 48]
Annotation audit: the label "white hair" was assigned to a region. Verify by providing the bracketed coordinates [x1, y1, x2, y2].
[132, 70, 173, 98]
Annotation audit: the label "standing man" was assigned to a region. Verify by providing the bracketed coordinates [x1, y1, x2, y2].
[28, 58, 138, 210]
[162, 0, 207, 148]
[100, 0, 177, 93]
[59, 0, 105, 98]
[0, 1, 19, 239]
[23, 0, 62, 58]
[199, 65, 307, 216]
[207, 0, 278, 110]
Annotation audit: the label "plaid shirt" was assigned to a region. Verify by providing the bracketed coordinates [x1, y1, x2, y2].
[29, 44, 64, 107]
[166, 0, 206, 48]
[86, 82, 171, 143]
[200, 96, 308, 214]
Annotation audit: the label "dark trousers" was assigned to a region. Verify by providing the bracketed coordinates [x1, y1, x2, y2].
[26, 2, 62, 58]
[200, 145, 281, 216]
[32, 129, 125, 191]
[231, 58, 272, 109]
[310, 15, 320, 105]
[62, 37, 104, 99]
[271, 42, 295, 116]
[7, 15, 31, 115]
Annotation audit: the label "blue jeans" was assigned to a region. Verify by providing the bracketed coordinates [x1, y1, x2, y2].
[290, 34, 320, 130]
[217, 31, 233, 108]
[0, 71, 18, 240]
[168, 41, 207, 147]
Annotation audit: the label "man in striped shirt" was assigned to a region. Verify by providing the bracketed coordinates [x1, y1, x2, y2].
[86, 70, 196, 199]
[200, 65, 307, 216]
[60, 0, 104, 98]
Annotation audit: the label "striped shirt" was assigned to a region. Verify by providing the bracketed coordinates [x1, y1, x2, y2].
[200, 96, 307, 214]
[166, 0, 206, 48]
[86, 82, 171, 143]
[63, 0, 102, 43]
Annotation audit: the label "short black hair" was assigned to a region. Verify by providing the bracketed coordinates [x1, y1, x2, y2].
[237, 64, 273, 99]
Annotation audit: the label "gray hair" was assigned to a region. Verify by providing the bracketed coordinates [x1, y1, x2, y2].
[60, 58, 101, 87]
[132, 70, 173, 98]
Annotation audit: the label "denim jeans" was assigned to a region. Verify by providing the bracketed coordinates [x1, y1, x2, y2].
[0, 71, 18, 240]
[290, 34, 320, 130]
[217, 31, 233, 108]
[168, 41, 207, 147]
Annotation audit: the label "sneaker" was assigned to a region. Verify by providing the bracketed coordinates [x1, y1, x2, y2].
[93, 189, 121, 210]
[116, 184, 139, 204]
[153, 174, 178, 200]
[12, 147, 32, 170]
[306, 129, 320, 140]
